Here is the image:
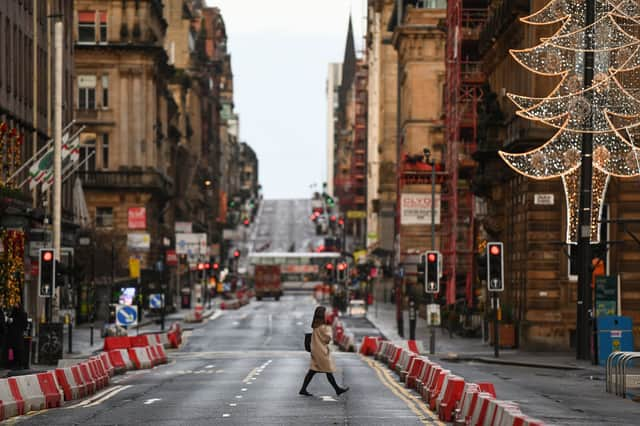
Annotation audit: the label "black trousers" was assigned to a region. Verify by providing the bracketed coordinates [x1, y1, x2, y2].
[300, 369, 340, 392]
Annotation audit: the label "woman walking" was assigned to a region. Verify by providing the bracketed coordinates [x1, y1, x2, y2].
[299, 306, 349, 397]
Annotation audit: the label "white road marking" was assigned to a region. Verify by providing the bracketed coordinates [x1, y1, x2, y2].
[82, 385, 133, 408]
[65, 386, 130, 409]
[205, 364, 215, 369]
[229, 403, 237, 407]
[235, 395, 243, 399]
[321, 396, 337, 402]
[296, 321, 303, 326]
[223, 413, 231, 417]
[232, 321, 239, 326]
[143, 398, 162, 405]
[210, 311, 224, 321]
[242, 367, 259, 383]
[241, 388, 247, 392]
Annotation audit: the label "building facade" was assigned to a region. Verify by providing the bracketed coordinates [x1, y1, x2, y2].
[0, 0, 75, 322]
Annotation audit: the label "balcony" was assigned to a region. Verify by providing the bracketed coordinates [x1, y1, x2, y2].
[462, 8, 489, 41]
[78, 168, 173, 198]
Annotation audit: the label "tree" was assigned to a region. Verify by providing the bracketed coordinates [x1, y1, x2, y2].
[499, 0, 640, 242]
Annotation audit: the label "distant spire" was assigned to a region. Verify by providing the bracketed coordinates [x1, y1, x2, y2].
[343, 15, 356, 68]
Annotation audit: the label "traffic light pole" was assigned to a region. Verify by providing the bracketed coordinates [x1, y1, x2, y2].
[493, 293, 500, 358]
[429, 153, 436, 355]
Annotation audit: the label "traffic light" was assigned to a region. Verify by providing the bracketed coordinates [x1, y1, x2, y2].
[324, 194, 335, 207]
[243, 218, 250, 227]
[330, 215, 336, 223]
[325, 262, 334, 271]
[205, 263, 211, 270]
[213, 263, 220, 270]
[337, 261, 349, 282]
[425, 251, 440, 294]
[39, 248, 55, 297]
[233, 250, 241, 258]
[197, 263, 205, 271]
[487, 242, 504, 291]
[338, 217, 344, 226]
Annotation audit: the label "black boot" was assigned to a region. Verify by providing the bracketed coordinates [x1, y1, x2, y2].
[327, 373, 349, 396]
[299, 370, 315, 396]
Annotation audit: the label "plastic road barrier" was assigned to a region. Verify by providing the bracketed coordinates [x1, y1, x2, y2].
[103, 336, 131, 351]
[469, 392, 494, 426]
[437, 375, 465, 422]
[397, 352, 416, 379]
[454, 383, 480, 425]
[154, 344, 168, 364]
[70, 365, 89, 397]
[389, 347, 404, 370]
[9, 375, 46, 412]
[417, 361, 436, 395]
[130, 334, 156, 348]
[36, 372, 63, 408]
[406, 357, 427, 389]
[428, 369, 451, 409]
[55, 368, 83, 401]
[422, 365, 442, 401]
[375, 341, 389, 360]
[128, 347, 153, 369]
[108, 349, 135, 373]
[0, 378, 25, 419]
[92, 357, 110, 387]
[359, 336, 380, 356]
[78, 362, 97, 394]
[99, 352, 116, 377]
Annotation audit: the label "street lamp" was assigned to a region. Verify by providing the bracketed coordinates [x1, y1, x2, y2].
[204, 179, 212, 187]
[423, 148, 437, 355]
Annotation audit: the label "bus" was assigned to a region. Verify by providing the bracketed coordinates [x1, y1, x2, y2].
[248, 252, 341, 293]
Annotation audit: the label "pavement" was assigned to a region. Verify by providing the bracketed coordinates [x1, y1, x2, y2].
[367, 301, 600, 372]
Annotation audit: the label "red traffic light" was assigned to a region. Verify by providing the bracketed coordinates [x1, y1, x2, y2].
[243, 218, 250, 226]
[330, 215, 336, 222]
[338, 262, 347, 271]
[338, 218, 344, 226]
[233, 250, 240, 258]
[427, 253, 437, 263]
[489, 244, 501, 256]
[205, 263, 211, 270]
[213, 263, 219, 270]
[325, 263, 334, 270]
[42, 251, 54, 262]
[197, 263, 205, 270]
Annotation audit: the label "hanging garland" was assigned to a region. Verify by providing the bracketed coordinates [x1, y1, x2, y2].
[0, 229, 25, 309]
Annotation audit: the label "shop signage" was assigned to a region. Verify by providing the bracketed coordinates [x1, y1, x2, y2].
[400, 193, 441, 225]
[128, 207, 147, 229]
[596, 275, 618, 317]
[347, 210, 367, 219]
[534, 194, 555, 205]
[280, 265, 318, 274]
[127, 233, 150, 251]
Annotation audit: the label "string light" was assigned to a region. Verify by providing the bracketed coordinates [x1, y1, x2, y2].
[0, 230, 25, 308]
[500, 0, 640, 243]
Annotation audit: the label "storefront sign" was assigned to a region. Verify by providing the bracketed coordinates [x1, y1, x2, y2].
[127, 233, 150, 251]
[347, 210, 367, 219]
[596, 275, 618, 317]
[281, 265, 318, 274]
[128, 207, 147, 229]
[400, 193, 441, 225]
[534, 194, 555, 205]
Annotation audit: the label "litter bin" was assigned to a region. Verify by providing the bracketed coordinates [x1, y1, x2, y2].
[22, 336, 32, 369]
[597, 316, 633, 365]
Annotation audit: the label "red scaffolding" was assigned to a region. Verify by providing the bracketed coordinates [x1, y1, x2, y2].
[444, 1, 487, 306]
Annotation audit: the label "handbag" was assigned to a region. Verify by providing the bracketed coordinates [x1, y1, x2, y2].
[304, 333, 312, 352]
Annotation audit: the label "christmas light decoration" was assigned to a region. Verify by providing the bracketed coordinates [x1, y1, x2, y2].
[500, 0, 640, 243]
[0, 230, 25, 308]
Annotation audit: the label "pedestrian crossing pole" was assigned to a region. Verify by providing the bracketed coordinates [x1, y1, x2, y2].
[52, 19, 63, 322]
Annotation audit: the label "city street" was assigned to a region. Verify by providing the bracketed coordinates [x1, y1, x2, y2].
[16, 296, 433, 426]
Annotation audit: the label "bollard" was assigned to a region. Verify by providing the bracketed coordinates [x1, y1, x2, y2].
[90, 324, 94, 346]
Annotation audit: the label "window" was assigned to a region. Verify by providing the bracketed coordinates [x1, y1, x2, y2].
[78, 75, 96, 109]
[102, 133, 109, 169]
[95, 207, 113, 228]
[78, 11, 96, 43]
[101, 75, 109, 108]
[79, 133, 96, 171]
[99, 11, 107, 43]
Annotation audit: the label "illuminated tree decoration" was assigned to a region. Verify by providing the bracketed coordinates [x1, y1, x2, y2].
[500, 0, 640, 243]
[0, 229, 25, 308]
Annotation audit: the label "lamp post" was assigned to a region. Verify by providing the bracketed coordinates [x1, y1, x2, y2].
[424, 148, 437, 355]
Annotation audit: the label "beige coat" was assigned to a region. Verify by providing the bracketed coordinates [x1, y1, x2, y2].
[310, 324, 336, 373]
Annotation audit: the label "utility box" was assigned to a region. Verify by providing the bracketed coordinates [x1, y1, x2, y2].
[597, 316, 633, 365]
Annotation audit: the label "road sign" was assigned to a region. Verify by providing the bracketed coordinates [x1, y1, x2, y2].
[149, 294, 164, 309]
[116, 304, 138, 327]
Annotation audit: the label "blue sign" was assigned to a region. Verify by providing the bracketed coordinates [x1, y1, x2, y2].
[149, 294, 164, 309]
[116, 304, 138, 326]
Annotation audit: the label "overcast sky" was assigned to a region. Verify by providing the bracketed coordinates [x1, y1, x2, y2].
[207, 0, 367, 199]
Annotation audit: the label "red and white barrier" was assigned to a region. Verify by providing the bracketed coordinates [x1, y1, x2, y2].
[108, 348, 135, 372]
[55, 367, 83, 401]
[36, 372, 63, 408]
[0, 378, 25, 419]
[469, 392, 495, 426]
[99, 352, 116, 377]
[437, 375, 465, 422]
[128, 346, 153, 369]
[9, 374, 46, 412]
